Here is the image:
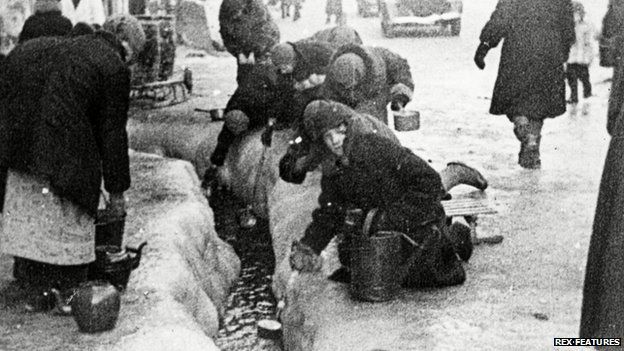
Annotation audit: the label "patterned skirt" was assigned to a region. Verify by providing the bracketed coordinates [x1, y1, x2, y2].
[0, 169, 95, 265]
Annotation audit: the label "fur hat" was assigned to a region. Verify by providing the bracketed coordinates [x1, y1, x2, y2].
[103, 14, 146, 58]
[303, 100, 353, 142]
[270, 43, 296, 69]
[328, 53, 365, 89]
[34, 0, 62, 13]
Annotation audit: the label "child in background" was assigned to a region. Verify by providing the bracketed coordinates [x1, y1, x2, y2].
[566, 1, 595, 105]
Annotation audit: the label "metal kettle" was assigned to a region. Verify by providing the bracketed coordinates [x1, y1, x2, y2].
[90, 242, 147, 291]
[51, 280, 121, 333]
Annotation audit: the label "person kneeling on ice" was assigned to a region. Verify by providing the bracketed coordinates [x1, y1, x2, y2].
[288, 100, 473, 287]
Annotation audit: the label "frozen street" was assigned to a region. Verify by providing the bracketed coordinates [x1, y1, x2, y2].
[0, 0, 617, 349]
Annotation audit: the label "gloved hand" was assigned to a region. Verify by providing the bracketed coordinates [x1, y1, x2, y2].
[261, 118, 276, 147]
[289, 240, 322, 272]
[473, 42, 490, 70]
[107, 192, 126, 220]
[390, 94, 409, 111]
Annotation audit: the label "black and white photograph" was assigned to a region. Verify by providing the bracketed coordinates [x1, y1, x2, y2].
[0, 0, 621, 350]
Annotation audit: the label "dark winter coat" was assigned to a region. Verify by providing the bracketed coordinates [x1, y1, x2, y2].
[219, 0, 280, 59]
[323, 44, 414, 124]
[479, 0, 575, 120]
[18, 10, 73, 43]
[210, 27, 364, 166]
[580, 0, 624, 341]
[299, 133, 464, 287]
[0, 32, 131, 216]
[210, 61, 284, 166]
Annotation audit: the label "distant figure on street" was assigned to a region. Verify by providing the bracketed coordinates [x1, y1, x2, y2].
[322, 43, 414, 124]
[18, 0, 72, 43]
[566, 1, 595, 105]
[580, 0, 624, 342]
[288, 100, 472, 287]
[60, 0, 106, 26]
[474, 0, 575, 169]
[0, 14, 145, 312]
[325, 0, 343, 25]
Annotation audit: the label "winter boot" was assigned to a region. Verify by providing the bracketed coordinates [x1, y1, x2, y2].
[512, 115, 530, 142]
[518, 134, 541, 169]
[439, 162, 488, 191]
[447, 222, 473, 262]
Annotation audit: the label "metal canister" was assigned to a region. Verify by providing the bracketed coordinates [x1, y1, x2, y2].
[350, 230, 403, 302]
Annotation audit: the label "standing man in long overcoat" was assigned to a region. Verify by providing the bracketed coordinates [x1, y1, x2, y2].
[474, 0, 575, 169]
[580, 0, 624, 342]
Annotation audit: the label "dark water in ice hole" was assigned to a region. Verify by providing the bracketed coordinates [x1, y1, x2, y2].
[209, 189, 282, 351]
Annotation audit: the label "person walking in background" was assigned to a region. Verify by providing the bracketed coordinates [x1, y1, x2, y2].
[60, 0, 106, 26]
[0, 14, 145, 312]
[325, 0, 343, 25]
[580, 0, 624, 342]
[474, 0, 575, 169]
[18, 0, 72, 43]
[566, 1, 595, 105]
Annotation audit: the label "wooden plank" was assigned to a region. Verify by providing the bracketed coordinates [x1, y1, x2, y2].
[442, 198, 497, 216]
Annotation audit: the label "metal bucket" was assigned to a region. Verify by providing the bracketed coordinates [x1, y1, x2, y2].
[350, 231, 403, 302]
[394, 110, 420, 131]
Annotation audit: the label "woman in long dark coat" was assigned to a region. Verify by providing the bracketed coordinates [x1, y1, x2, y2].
[0, 16, 144, 310]
[580, 0, 624, 341]
[474, 0, 575, 169]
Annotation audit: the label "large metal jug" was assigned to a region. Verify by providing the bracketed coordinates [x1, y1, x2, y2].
[71, 280, 121, 333]
[350, 231, 403, 302]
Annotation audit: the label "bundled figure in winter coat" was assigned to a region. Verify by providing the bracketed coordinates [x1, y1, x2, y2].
[580, 0, 624, 341]
[203, 27, 363, 189]
[474, 0, 575, 169]
[322, 43, 414, 124]
[0, 14, 145, 311]
[288, 100, 472, 288]
[18, 0, 72, 43]
[219, 0, 280, 83]
[566, 1, 595, 104]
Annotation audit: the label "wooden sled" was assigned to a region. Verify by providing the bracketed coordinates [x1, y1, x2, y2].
[442, 197, 501, 245]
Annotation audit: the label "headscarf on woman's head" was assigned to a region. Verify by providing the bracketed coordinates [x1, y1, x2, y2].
[302, 99, 353, 142]
[103, 14, 146, 59]
[328, 53, 365, 90]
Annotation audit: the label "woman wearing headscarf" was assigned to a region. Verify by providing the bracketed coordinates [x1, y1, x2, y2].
[0, 14, 145, 311]
[322, 43, 414, 125]
[18, 0, 72, 43]
[474, 0, 575, 169]
[288, 100, 471, 287]
[580, 0, 624, 342]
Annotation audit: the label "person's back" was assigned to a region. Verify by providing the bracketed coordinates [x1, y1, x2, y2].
[0, 32, 129, 213]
